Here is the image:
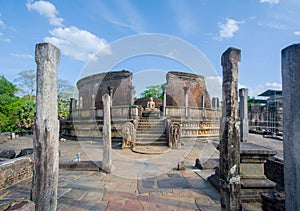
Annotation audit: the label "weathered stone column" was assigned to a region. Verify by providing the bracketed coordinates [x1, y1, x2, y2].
[31, 43, 60, 211]
[162, 84, 167, 117]
[212, 97, 219, 109]
[219, 47, 241, 210]
[239, 88, 249, 142]
[79, 96, 83, 109]
[108, 86, 114, 107]
[102, 94, 112, 173]
[282, 43, 300, 211]
[202, 95, 205, 109]
[183, 86, 189, 118]
[69, 98, 76, 119]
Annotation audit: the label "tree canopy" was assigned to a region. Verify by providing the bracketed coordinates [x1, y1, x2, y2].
[0, 71, 75, 132]
[140, 85, 163, 99]
[13, 69, 36, 100]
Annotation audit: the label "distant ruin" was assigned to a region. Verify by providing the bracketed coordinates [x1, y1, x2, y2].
[61, 70, 221, 151]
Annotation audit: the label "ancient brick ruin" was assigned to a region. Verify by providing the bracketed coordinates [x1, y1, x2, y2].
[61, 70, 221, 147]
[165, 71, 211, 108]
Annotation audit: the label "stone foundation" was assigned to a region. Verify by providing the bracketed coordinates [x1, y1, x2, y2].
[0, 155, 34, 190]
[208, 142, 277, 202]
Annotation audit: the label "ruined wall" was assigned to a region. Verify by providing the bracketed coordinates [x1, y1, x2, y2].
[0, 155, 34, 190]
[77, 70, 134, 109]
[165, 71, 211, 107]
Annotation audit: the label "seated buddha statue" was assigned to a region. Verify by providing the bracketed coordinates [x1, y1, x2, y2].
[145, 97, 157, 111]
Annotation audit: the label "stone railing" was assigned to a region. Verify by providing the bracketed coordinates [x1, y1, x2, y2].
[165, 106, 221, 120]
[180, 120, 220, 138]
[71, 106, 133, 120]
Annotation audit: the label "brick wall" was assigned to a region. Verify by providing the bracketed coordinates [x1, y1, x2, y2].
[77, 70, 134, 109]
[165, 71, 211, 107]
[0, 155, 34, 190]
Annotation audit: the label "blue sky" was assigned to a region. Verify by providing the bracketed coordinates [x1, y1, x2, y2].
[0, 0, 299, 98]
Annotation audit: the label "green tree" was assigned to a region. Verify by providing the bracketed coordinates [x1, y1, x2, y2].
[0, 75, 19, 132]
[58, 79, 75, 119]
[140, 84, 163, 99]
[13, 69, 36, 100]
[14, 97, 35, 132]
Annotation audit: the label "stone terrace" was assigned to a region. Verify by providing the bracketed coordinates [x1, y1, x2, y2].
[0, 134, 283, 210]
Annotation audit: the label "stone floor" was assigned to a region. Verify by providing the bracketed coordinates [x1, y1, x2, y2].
[0, 133, 283, 210]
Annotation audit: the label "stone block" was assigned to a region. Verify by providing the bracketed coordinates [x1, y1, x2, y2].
[0, 149, 16, 159]
[177, 161, 185, 171]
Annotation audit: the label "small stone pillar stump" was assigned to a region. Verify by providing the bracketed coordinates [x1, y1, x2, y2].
[31, 43, 60, 211]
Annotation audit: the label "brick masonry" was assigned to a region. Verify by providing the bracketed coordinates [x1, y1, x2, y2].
[165, 71, 211, 107]
[0, 155, 33, 190]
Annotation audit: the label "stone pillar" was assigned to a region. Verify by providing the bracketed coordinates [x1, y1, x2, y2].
[69, 98, 76, 119]
[79, 96, 83, 109]
[239, 88, 249, 142]
[162, 85, 167, 117]
[282, 43, 300, 211]
[32, 43, 60, 211]
[183, 86, 189, 118]
[219, 47, 241, 210]
[108, 86, 114, 107]
[102, 94, 112, 173]
[91, 94, 95, 107]
[212, 97, 219, 109]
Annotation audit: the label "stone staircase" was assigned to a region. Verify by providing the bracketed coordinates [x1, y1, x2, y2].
[135, 118, 168, 147]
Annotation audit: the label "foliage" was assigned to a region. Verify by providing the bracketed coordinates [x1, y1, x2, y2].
[58, 79, 75, 119]
[140, 85, 163, 99]
[13, 69, 36, 100]
[14, 97, 36, 132]
[0, 76, 19, 132]
[0, 71, 75, 132]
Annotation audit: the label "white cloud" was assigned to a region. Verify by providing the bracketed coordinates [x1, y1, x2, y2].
[0, 32, 10, 42]
[0, 19, 5, 29]
[260, 0, 280, 4]
[26, 1, 110, 62]
[10, 53, 34, 59]
[44, 26, 111, 61]
[294, 31, 300, 35]
[26, 0, 64, 27]
[249, 82, 282, 97]
[216, 18, 243, 41]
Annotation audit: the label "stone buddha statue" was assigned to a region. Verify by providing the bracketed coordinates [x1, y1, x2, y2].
[145, 97, 156, 111]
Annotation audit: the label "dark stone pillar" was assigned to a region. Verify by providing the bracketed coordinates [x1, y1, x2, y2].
[281, 43, 300, 211]
[162, 85, 167, 117]
[108, 86, 114, 107]
[32, 43, 60, 211]
[219, 47, 241, 211]
[239, 88, 249, 142]
[69, 98, 76, 119]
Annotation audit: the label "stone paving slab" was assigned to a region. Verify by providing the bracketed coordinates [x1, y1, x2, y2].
[0, 135, 277, 210]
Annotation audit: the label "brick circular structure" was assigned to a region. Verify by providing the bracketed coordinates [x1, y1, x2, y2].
[165, 71, 211, 108]
[77, 70, 134, 109]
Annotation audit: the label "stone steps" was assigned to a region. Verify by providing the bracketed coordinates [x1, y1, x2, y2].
[135, 118, 168, 147]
